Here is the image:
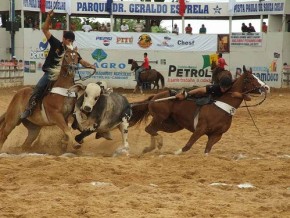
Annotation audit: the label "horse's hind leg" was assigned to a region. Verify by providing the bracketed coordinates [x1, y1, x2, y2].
[21, 120, 41, 152]
[113, 117, 129, 157]
[143, 118, 183, 154]
[204, 133, 223, 155]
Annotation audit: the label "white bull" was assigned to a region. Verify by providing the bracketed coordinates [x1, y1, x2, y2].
[72, 83, 132, 157]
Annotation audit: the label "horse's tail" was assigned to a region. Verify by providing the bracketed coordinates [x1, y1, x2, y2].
[0, 112, 6, 128]
[129, 95, 154, 127]
[158, 72, 165, 88]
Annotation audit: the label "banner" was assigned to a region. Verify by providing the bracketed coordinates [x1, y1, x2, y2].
[65, 0, 71, 15]
[230, 32, 262, 47]
[75, 32, 217, 52]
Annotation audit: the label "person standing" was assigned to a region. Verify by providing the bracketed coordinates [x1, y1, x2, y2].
[185, 24, 192, 34]
[172, 24, 179, 35]
[248, 23, 256, 32]
[81, 20, 92, 32]
[199, 24, 206, 34]
[21, 10, 96, 119]
[134, 53, 149, 84]
[241, 23, 248, 32]
[134, 19, 144, 32]
[262, 22, 268, 33]
[120, 22, 129, 32]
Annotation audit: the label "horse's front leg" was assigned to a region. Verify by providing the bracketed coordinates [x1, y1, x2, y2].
[53, 114, 78, 151]
[175, 129, 205, 155]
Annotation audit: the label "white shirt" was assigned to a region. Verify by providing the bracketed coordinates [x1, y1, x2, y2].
[121, 24, 129, 32]
[134, 23, 144, 32]
[82, 24, 92, 32]
[172, 26, 179, 34]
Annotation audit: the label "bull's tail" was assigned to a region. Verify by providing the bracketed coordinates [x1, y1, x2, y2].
[158, 72, 165, 88]
[0, 112, 6, 128]
[129, 95, 154, 127]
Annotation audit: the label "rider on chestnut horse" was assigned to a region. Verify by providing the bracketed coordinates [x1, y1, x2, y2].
[21, 10, 96, 119]
[134, 52, 150, 84]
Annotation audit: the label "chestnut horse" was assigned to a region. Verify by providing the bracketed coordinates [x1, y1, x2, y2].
[211, 60, 232, 84]
[129, 66, 269, 155]
[130, 60, 165, 94]
[0, 47, 80, 153]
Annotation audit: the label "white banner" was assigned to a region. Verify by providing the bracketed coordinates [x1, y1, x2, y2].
[230, 32, 263, 47]
[75, 32, 217, 52]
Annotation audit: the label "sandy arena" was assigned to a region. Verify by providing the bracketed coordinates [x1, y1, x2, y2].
[0, 86, 289, 217]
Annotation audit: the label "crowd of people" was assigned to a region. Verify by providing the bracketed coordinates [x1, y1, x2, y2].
[22, 15, 268, 35]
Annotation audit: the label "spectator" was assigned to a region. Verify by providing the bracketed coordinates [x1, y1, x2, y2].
[25, 18, 34, 28]
[55, 20, 62, 30]
[151, 21, 159, 33]
[134, 19, 144, 32]
[241, 23, 248, 32]
[82, 21, 92, 32]
[62, 19, 67, 30]
[106, 23, 111, 32]
[172, 23, 179, 35]
[185, 24, 192, 34]
[70, 21, 77, 31]
[262, 22, 268, 33]
[11, 56, 18, 70]
[120, 22, 129, 32]
[199, 24, 206, 34]
[248, 23, 256, 32]
[99, 23, 107, 32]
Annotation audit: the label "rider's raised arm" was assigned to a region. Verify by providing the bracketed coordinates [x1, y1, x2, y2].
[42, 10, 53, 40]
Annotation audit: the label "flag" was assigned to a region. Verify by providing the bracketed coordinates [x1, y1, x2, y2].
[202, 54, 218, 69]
[106, 0, 113, 15]
[40, 0, 46, 13]
[178, 0, 186, 16]
[65, 0, 71, 15]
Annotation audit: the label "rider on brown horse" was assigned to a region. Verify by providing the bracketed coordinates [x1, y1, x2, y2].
[134, 52, 150, 85]
[21, 10, 96, 119]
[176, 76, 251, 101]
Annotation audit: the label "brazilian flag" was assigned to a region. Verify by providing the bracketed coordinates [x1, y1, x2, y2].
[202, 54, 218, 69]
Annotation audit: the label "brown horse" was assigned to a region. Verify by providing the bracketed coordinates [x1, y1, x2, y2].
[130, 60, 165, 94]
[211, 60, 232, 84]
[129, 66, 268, 155]
[0, 47, 81, 153]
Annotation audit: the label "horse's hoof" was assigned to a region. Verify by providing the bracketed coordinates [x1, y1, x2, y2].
[73, 144, 82, 149]
[174, 149, 183, 155]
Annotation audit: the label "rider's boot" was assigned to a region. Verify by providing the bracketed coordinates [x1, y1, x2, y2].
[20, 87, 41, 119]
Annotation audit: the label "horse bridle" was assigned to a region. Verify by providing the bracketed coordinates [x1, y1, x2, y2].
[61, 50, 79, 77]
[240, 73, 267, 107]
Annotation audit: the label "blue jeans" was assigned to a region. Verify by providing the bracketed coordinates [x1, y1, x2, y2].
[135, 67, 145, 83]
[33, 72, 50, 99]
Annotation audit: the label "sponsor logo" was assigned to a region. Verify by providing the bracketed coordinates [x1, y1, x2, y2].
[39, 38, 49, 51]
[138, 34, 152, 48]
[157, 36, 174, 47]
[92, 49, 108, 63]
[96, 36, 113, 46]
[117, 37, 133, 44]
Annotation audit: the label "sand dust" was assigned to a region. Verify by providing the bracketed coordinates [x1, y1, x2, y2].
[0, 86, 289, 217]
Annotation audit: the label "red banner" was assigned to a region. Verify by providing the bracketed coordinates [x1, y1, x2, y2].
[178, 0, 186, 16]
[40, 0, 46, 13]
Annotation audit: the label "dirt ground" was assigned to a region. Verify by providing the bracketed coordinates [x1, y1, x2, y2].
[0, 86, 289, 218]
